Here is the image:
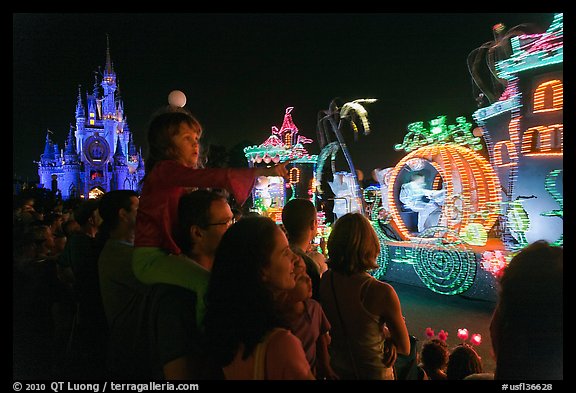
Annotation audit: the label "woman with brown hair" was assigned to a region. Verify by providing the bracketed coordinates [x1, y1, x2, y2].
[319, 213, 410, 379]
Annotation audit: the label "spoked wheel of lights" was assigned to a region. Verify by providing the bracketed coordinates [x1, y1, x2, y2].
[411, 227, 477, 295]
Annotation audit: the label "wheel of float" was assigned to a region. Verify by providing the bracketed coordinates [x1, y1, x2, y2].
[370, 240, 390, 280]
[411, 227, 477, 295]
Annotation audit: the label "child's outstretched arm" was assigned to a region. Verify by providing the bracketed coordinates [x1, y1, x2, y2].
[254, 160, 292, 179]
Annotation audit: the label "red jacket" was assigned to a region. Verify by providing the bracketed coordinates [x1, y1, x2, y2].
[134, 160, 256, 254]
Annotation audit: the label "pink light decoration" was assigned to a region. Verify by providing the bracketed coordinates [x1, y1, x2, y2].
[498, 83, 515, 101]
[470, 334, 482, 346]
[457, 328, 469, 341]
[425, 327, 435, 338]
[481, 250, 508, 277]
[279, 107, 299, 135]
[296, 135, 313, 145]
[262, 134, 283, 148]
[438, 330, 448, 342]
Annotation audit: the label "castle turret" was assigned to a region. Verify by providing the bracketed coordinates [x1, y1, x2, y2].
[40, 131, 55, 163]
[101, 35, 119, 155]
[113, 137, 127, 165]
[38, 130, 62, 191]
[64, 125, 78, 161]
[75, 85, 86, 155]
[128, 129, 138, 163]
[102, 38, 116, 114]
[61, 125, 81, 199]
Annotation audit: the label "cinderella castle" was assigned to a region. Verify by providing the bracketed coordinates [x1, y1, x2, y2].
[37, 38, 144, 200]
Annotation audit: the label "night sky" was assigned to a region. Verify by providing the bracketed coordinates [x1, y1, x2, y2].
[13, 13, 556, 182]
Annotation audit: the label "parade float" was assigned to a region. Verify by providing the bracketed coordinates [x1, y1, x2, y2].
[243, 107, 329, 234]
[244, 14, 562, 301]
[313, 13, 563, 301]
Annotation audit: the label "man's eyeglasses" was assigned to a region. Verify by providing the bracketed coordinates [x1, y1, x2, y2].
[206, 217, 236, 227]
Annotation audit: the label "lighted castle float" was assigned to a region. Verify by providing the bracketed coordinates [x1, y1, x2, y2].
[243, 107, 328, 230]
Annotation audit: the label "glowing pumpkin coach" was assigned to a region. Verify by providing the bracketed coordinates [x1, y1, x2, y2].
[387, 144, 502, 242]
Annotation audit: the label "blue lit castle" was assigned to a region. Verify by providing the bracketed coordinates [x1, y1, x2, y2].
[37, 39, 144, 200]
[472, 13, 563, 250]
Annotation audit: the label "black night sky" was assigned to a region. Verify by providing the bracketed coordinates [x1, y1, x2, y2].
[13, 13, 556, 182]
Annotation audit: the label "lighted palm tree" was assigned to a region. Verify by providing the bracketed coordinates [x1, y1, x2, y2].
[316, 98, 377, 215]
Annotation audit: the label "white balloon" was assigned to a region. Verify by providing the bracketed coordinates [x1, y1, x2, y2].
[168, 90, 187, 107]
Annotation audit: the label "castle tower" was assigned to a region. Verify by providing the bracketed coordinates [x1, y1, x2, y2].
[472, 13, 563, 248]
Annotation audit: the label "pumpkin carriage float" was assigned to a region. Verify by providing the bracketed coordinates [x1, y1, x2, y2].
[315, 14, 563, 301]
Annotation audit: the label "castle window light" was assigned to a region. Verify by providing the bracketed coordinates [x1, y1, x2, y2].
[522, 125, 562, 155]
[284, 131, 292, 146]
[493, 140, 518, 167]
[289, 167, 300, 185]
[533, 79, 563, 113]
[550, 123, 563, 151]
[521, 127, 539, 154]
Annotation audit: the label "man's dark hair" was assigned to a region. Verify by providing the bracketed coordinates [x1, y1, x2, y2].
[73, 199, 100, 226]
[175, 189, 228, 254]
[281, 198, 316, 241]
[97, 190, 139, 241]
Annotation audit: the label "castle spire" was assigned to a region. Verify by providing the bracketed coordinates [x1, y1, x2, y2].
[75, 84, 85, 119]
[41, 130, 55, 161]
[93, 72, 100, 96]
[65, 124, 76, 155]
[114, 136, 127, 165]
[137, 148, 145, 171]
[128, 130, 137, 156]
[105, 33, 114, 76]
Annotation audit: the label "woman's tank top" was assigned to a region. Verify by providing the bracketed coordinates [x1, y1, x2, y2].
[320, 270, 394, 380]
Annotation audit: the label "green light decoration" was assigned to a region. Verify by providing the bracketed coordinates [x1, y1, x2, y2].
[252, 197, 268, 216]
[541, 169, 563, 219]
[541, 169, 563, 246]
[412, 227, 477, 295]
[363, 186, 393, 278]
[459, 223, 488, 246]
[394, 116, 483, 153]
[505, 196, 534, 251]
[370, 241, 390, 280]
[287, 183, 297, 202]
